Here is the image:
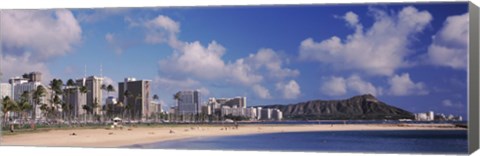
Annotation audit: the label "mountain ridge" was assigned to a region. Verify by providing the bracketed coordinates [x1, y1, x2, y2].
[253, 94, 414, 120]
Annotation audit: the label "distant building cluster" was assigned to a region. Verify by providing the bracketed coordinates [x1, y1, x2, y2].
[0, 71, 165, 122]
[415, 111, 462, 121]
[166, 92, 283, 121]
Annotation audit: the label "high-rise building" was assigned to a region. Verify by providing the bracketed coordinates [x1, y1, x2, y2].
[9, 73, 50, 120]
[76, 76, 103, 115]
[260, 108, 272, 120]
[256, 107, 263, 120]
[63, 86, 87, 119]
[176, 90, 201, 115]
[26, 72, 42, 82]
[207, 96, 246, 115]
[271, 109, 283, 121]
[0, 83, 12, 99]
[149, 101, 162, 116]
[118, 77, 151, 120]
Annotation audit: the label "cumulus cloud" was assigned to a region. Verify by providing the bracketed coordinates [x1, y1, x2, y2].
[247, 48, 300, 80]
[276, 80, 301, 99]
[2, 10, 82, 61]
[321, 76, 347, 96]
[427, 13, 468, 70]
[142, 15, 182, 48]
[343, 11, 359, 27]
[1, 10, 82, 85]
[300, 6, 432, 76]
[252, 85, 271, 99]
[1, 54, 52, 83]
[321, 75, 381, 96]
[441, 99, 463, 108]
[139, 15, 299, 99]
[388, 73, 428, 96]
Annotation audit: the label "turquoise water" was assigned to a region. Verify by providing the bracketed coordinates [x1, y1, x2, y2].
[128, 130, 467, 154]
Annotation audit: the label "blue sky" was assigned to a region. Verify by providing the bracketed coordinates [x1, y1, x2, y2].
[1, 2, 469, 117]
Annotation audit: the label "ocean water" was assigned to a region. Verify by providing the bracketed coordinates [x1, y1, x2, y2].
[129, 130, 467, 154]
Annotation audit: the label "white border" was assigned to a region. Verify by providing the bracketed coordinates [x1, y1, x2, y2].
[0, 0, 474, 9]
[1, 0, 478, 156]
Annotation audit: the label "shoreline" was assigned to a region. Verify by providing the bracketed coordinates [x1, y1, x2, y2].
[1, 123, 466, 148]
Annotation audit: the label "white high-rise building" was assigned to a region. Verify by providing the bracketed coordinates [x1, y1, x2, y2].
[64, 86, 87, 119]
[76, 76, 103, 115]
[9, 73, 50, 120]
[0, 83, 12, 99]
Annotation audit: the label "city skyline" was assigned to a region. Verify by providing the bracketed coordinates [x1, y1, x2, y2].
[0, 3, 468, 117]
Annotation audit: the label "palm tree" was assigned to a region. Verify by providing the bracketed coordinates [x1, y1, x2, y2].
[123, 90, 130, 120]
[65, 79, 76, 121]
[92, 97, 100, 122]
[32, 85, 46, 122]
[116, 101, 124, 119]
[39, 104, 49, 122]
[2, 96, 17, 128]
[106, 85, 115, 97]
[49, 79, 64, 122]
[173, 92, 181, 122]
[124, 102, 134, 123]
[134, 94, 143, 121]
[17, 91, 32, 126]
[79, 85, 88, 122]
[81, 105, 90, 123]
[105, 85, 115, 118]
[51, 95, 62, 121]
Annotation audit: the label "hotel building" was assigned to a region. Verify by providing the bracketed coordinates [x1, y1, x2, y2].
[118, 77, 151, 120]
[176, 90, 201, 115]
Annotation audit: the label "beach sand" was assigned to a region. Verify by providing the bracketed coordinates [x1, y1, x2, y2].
[0, 124, 464, 148]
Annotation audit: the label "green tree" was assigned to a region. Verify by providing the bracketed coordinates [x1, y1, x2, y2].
[105, 84, 115, 118]
[79, 85, 88, 122]
[82, 104, 90, 123]
[32, 85, 47, 122]
[2, 96, 18, 128]
[65, 79, 76, 121]
[49, 79, 64, 122]
[17, 91, 32, 126]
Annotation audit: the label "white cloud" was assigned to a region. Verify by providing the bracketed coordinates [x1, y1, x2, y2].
[159, 41, 227, 80]
[197, 87, 210, 96]
[441, 99, 464, 108]
[1, 10, 82, 85]
[2, 10, 82, 61]
[276, 80, 301, 99]
[427, 13, 468, 70]
[143, 15, 182, 48]
[300, 6, 432, 76]
[321, 76, 347, 96]
[388, 73, 428, 96]
[142, 15, 300, 99]
[321, 75, 381, 96]
[247, 48, 299, 80]
[346, 75, 382, 96]
[1, 53, 53, 85]
[343, 11, 359, 26]
[442, 99, 453, 107]
[252, 84, 271, 99]
[154, 77, 200, 90]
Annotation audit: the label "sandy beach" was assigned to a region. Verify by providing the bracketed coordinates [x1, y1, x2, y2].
[0, 124, 465, 148]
